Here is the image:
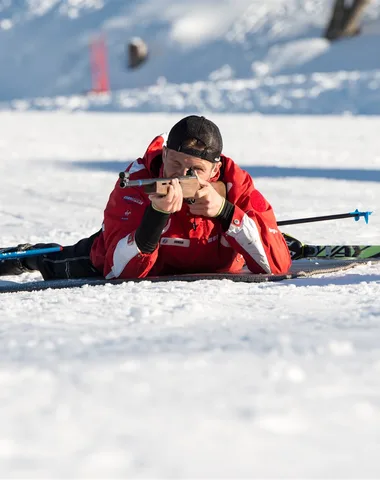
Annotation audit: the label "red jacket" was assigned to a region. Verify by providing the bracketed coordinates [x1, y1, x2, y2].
[90, 135, 291, 278]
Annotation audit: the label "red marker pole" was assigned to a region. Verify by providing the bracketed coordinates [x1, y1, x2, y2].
[89, 34, 110, 93]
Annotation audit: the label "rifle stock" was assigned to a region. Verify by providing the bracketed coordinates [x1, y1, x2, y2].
[119, 171, 200, 198]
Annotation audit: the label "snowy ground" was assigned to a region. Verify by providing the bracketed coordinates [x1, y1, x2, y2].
[0, 112, 380, 478]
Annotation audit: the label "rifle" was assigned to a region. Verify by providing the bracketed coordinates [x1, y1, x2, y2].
[118, 168, 200, 199]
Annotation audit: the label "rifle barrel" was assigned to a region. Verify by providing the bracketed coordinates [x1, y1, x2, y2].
[122, 178, 156, 187]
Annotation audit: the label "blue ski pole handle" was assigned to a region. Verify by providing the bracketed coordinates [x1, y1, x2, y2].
[0, 246, 63, 261]
[350, 209, 372, 224]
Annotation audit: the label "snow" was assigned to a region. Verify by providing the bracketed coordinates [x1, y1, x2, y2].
[1, 0, 380, 475]
[1, 0, 380, 113]
[0, 112, 380, 477]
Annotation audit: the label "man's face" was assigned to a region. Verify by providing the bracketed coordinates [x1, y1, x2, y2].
[163, 147, 221, 181]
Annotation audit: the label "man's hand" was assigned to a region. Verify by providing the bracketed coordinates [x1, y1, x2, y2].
[149, 178, 183, 214]
[211, 181, 226, 199]
[188, 176, 225, 217]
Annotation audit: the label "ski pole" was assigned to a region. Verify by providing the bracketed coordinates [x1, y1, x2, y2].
[0, 246, 63, 261]
[278, 209, 372, 226]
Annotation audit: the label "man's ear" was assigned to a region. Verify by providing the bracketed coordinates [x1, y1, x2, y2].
[211, 161, 221, 178]
[162, 146, 167, 161]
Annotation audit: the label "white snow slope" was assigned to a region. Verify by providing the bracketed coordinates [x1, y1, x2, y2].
[0, 112, 380, 477]
[1, 0, 380, 113]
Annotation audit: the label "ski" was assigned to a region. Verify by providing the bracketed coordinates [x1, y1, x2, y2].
[0, 259, 377, 294]
[282, 234, 380, 260]
[300, 244, 380, 260]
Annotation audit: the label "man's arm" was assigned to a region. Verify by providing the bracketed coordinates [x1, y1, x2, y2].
[134, 178, 183, 254]
[220, 172, 291, 275]
[91, 158, 170, 279]
[194, 158, 291, 275]
[186, 171, 290, 274]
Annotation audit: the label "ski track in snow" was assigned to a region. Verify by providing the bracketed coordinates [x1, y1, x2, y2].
[0, 112, 380, 477]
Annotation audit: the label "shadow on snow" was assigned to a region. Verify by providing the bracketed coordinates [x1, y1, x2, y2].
[242, 166, 380, 182]
[66, 160, 380, 182]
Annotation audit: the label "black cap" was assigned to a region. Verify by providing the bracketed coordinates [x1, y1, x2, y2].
[167, 115, 223, 163]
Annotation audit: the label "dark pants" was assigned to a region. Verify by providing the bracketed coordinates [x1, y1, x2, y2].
[26, 230, 102, 280]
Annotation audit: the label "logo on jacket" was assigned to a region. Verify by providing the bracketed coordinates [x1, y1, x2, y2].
[160, 237, 190, 247]
[123, 195, 144, 205]
[121, 210, 132, 220]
